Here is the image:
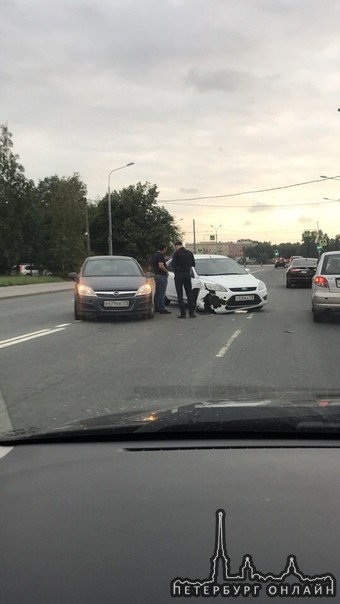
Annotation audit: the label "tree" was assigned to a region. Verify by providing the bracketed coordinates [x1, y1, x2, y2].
[0, 124, 42, 272]
[89, 182, 181, 268]
[37, 174, 88, 273]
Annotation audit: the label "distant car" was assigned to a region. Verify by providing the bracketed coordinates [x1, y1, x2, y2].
[165, 254, 267, 313]
[285, 255, 302, 268]
[68, 256, 154, 321]
[274, 258, 286, 268]
[286, 257, 318, 288]
[311, 251, 340, 322]
[10, 263, 40, 276]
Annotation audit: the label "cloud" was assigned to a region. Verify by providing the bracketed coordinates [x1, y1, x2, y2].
[179, 188, 199, 194]
[243, 220, 252, 225]
[248, 203, 272, 213]
[298, 215, 315, 223]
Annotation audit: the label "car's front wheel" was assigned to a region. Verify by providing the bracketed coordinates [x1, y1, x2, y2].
[74, 299, 82, 320]
[312, 308, 323, 323]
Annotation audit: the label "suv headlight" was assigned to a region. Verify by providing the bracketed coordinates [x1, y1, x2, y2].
[136, 283, 152, 296]
[202, 283, 227, 292]
[78, 284, 96, 297]
[258, 280, 266, 290]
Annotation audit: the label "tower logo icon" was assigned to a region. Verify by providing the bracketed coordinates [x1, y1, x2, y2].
[171, 509, 336, 598]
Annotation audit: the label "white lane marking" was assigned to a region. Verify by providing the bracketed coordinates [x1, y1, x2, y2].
[0, 387, 14, 436]
[0, 446, 13, 459]
[216, 329, 242, 358]
[0, 328, 51, 345]
[55, 323, 71, 328]
[246, 313, 254, 320]
[0, 327, 67, 349]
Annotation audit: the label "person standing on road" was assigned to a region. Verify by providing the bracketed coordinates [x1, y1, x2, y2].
[171, 241, 197, 319]
[151, 244, 171, 314]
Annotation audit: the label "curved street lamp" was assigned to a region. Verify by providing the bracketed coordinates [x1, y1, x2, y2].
[108, 162, 134, 255]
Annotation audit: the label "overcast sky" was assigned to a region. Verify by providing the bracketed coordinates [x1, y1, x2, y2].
[2, 0, 340, 244]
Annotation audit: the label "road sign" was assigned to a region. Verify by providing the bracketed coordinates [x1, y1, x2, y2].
[320, 239, 327, 247]
[303, 230, 311, 238]
[210, 235, 215, 241]
[274, 250, 279, 256]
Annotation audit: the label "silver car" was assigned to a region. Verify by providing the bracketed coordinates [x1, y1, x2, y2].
[311, 252, 340, 322]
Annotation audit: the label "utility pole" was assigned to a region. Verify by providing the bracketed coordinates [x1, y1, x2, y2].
[193, 219, 197, 253]
[85, 200, 91, 254]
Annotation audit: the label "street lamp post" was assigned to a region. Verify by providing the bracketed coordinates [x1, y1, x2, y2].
[108, 162, 134, 255]
[211, 224, 222, 253]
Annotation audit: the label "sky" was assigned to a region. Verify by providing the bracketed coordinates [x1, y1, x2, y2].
[1, 0, 340, 245]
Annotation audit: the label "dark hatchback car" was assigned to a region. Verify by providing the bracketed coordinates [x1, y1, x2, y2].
[69, 256, 154, 320]
[274, 257, 286, 268]
[286, 257, 318, 288]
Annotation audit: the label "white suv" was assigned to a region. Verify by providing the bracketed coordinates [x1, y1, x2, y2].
[11, 263, 40, 276]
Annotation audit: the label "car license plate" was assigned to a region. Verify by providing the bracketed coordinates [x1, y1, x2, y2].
[300, 270, 307, 273]
[103, 300, 129, 308]
[235, 295, 255, 301]
[336, 279, 340, 288]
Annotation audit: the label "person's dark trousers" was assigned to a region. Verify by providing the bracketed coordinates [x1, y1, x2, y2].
[154, 274, 168, 311]
[175, 272, 195, 316]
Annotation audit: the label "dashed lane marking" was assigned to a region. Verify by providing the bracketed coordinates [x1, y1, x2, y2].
[216, 329, 242, 358]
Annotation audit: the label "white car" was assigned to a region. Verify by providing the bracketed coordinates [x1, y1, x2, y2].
[166, 254, 268, 313]
[311, 251, 340, 322]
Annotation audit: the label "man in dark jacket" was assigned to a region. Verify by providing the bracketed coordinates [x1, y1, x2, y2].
[150, 244, 171, 314]
[171, 241, 197, 319]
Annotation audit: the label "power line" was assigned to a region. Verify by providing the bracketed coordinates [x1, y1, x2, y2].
[159, 198, 340, 209]
[159, 176, 340, 205]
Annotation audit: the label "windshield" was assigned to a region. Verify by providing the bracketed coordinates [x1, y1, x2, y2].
[322, 255, 340, 275]
[195, 258, 246, 276]
[290, 258, 318, 268]
[83, 258, 142, 277]
[1, 0, 340, 443]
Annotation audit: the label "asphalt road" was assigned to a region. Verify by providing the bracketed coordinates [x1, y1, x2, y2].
[1, 266, 340, 436]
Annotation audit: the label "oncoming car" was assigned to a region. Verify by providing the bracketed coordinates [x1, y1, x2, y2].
[165, 254, 267, 313]
[68, 256, 154, 320]
[311, 251, 340, 322]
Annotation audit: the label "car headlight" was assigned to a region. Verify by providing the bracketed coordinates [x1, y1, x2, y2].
[78, 284, 96, 297]
[258, 280, 266, 290]
[136, 282, 152, 296]
[202, 283, 227, 292]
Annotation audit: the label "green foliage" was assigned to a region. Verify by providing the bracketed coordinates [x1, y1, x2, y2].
[37, 174, 88, 272]
[89, 182, 181, 268]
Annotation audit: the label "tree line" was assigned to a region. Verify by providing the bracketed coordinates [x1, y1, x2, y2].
[0, 124, 181, 274]
[244, 231, 340, 264]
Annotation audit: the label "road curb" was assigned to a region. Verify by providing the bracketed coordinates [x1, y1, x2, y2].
[0, 287, 73, 301]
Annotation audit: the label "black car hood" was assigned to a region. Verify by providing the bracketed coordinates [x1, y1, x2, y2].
[80, 275, 147, 290]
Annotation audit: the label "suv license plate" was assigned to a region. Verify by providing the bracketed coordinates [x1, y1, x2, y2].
[104, 300, 129, 308]
[235, 295, 255, 301]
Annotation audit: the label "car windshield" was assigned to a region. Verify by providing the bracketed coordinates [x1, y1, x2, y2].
[322, 255, 340, 275]
[195, 258, 246, 276]
[291, 259, 318, 268]
[1, 0, 340, 443]
[83, 259, 142, 277]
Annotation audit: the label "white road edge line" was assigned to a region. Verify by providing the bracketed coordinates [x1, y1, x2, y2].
[0, 327, 67, 349]
[0, 388, 14, 446]
[216, 329, 242, 358]
[0, 328, 51, 345]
